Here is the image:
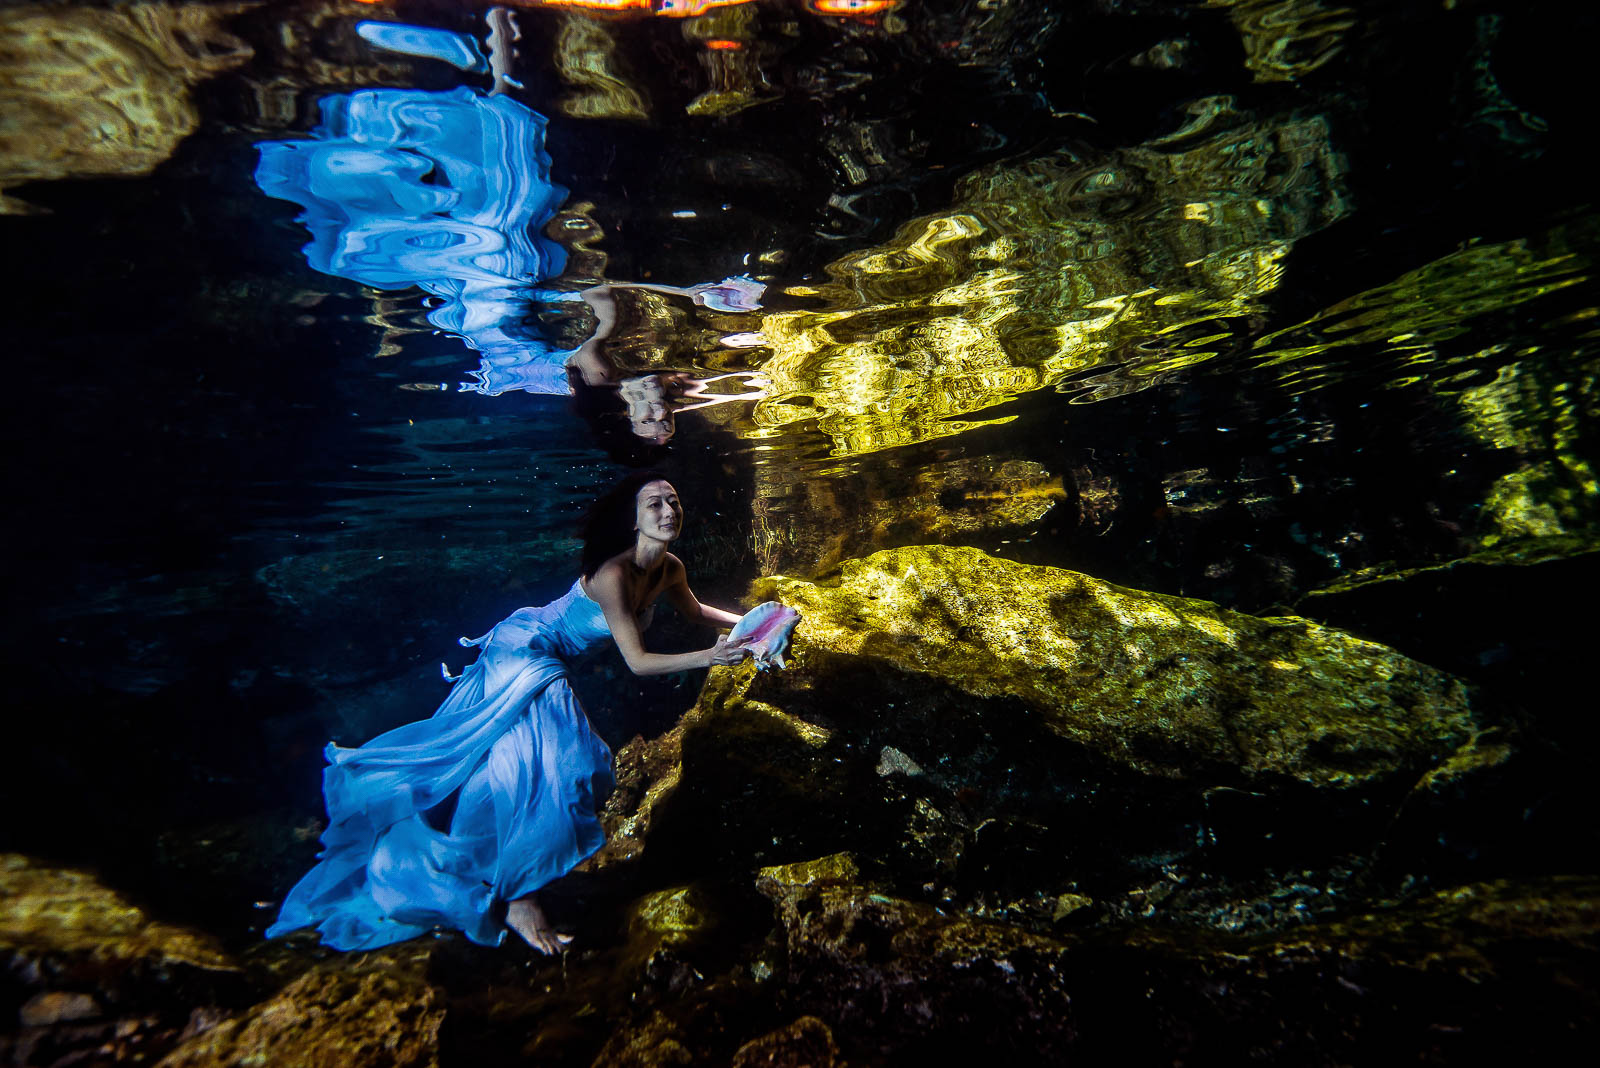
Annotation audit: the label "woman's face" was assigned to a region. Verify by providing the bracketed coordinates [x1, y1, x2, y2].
[623, 375, 675, 444]
[634, 480, 682, 542]
[630, 406, 674, 444]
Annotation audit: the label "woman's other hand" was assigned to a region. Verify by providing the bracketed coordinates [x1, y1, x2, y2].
[708, 635, 751, 667]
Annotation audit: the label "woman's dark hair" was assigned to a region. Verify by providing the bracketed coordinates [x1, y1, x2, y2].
[567, 367, 669, 468]
[581, 470, 673, 578]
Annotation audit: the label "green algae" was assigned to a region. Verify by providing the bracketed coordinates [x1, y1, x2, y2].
[157, 945, 444, 1068]
[758, 545, 1480, 787]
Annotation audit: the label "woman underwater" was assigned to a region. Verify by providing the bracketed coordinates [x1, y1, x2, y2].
[268, 473, 758, 954]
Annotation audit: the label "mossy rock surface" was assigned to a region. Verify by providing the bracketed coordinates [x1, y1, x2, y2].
[760, 545, 1481, 788]
[0, 854, 247, 1065]
[157, 944, 444, 1068]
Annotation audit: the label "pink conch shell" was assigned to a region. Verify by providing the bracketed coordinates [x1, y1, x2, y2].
[727, 601, 800, 670]
[691, 275, 766, 313]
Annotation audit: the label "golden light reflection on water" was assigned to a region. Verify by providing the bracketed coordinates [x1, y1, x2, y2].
[351, 0, 897, 18]
[552, 12, 650, 119]
[1248, 219, 1596, 396]
[1203, 0, 1356, 83]
[743, 104, 1350, 457]
[0, 1, 253, 213]
[749, 457, 1066, 577]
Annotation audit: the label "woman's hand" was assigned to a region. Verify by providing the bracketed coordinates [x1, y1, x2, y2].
[708, 635, 751, 667]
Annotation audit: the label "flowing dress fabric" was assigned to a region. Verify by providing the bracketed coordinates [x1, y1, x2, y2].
[268, 581, 618, 950]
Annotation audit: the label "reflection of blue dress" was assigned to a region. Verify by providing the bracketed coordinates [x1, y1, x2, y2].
[268, 581, 622, 950]
[254, 87, 576, 397]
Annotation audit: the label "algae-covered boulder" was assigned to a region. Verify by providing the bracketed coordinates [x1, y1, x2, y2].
[0, 854, 245, 1064]
[761, 545, 1480, 788]
[0, 855, 237, 978]
[157, 944, 444, 1068]
[752, 852, 1600, 1065]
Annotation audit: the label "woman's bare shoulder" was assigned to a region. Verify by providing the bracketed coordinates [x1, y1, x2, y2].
[586, 558, 629, 598]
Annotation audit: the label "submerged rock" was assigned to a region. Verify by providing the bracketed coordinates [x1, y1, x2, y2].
[157, 944, 443, 1068]
[0, 854, 245, 1065]
[0, 854, 239, 984]
[729, 1015, 839, 1068]
[1297, 537, 1600, 743]
[751, 853, 1600, 1064]
[762, 544, 1480, 788]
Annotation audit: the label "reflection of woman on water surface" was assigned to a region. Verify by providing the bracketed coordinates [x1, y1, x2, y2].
[251, 85, 766, 450]
[560, 280, 769, 448]
[269, 473, 763, 954]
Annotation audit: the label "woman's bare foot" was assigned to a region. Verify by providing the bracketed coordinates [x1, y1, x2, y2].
[506, 896, 574, 955]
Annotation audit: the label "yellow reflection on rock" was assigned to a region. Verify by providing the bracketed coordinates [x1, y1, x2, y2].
[748, 105, 1350, 456]
[1459, 351, 1600, 548]
[553, 12, 650, 119]
[232, 1, 421, 129]
[1203, 0, 1356, 83]
[751, 458, 1066, 577]
[1252, 224, 1592, 376]
[0, 1, 253, 213]
[0, 853, 236, 971]
[682, 3, 780, 117]
[757, 545, 1479, 787]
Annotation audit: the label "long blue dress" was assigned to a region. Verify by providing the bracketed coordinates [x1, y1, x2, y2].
[268, 581, 624, 950]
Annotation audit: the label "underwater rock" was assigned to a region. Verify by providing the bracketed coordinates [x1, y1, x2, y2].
[750, 853, 1600, 1063]
[755, 862, 1080, 1058]
[619, 885, 721, 995]
[17, 991, 101, 1028]
[0, 2, 253, 213]
[0, 854, 239, 983]
[0, 854, 245, 1065]
[586, 671, 843, 875]
[761, 545, 1480, 788]
[157, 944, 443, 1068]
[587, 1009, 693, 1068]
[1297, 537, 1600, 751]
[876, 746, 924, 778]
[729, 1015, 839, 1068]
[1103, 876, 1600, 1063]
[585, 544, 1490, 943]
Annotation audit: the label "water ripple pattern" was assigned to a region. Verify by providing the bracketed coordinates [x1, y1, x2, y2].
[255, 86, 572, 393]
[748, 101, 1351, 457]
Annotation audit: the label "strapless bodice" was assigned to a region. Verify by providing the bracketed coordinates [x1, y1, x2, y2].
[461, 579, 656, 680]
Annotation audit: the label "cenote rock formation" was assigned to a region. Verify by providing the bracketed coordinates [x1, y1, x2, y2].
[6, 0, 1599, 1064]
[14, 545, 1590, 1066]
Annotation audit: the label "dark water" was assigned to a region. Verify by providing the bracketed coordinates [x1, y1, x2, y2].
[3, 0, 1598, 1061]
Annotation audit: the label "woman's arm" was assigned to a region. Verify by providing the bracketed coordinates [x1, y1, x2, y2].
[587, 563, 745, 675]
[660, 554, 744, 628]
[566, 285, 622, 387]
[608, 281, 696, 299]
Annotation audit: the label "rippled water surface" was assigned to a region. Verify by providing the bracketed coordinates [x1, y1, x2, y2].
[4, 0, 1599, 1063]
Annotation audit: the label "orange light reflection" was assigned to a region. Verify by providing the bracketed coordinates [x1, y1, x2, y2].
[810, 0, 897, 15]
[345, 0, 896, 20]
